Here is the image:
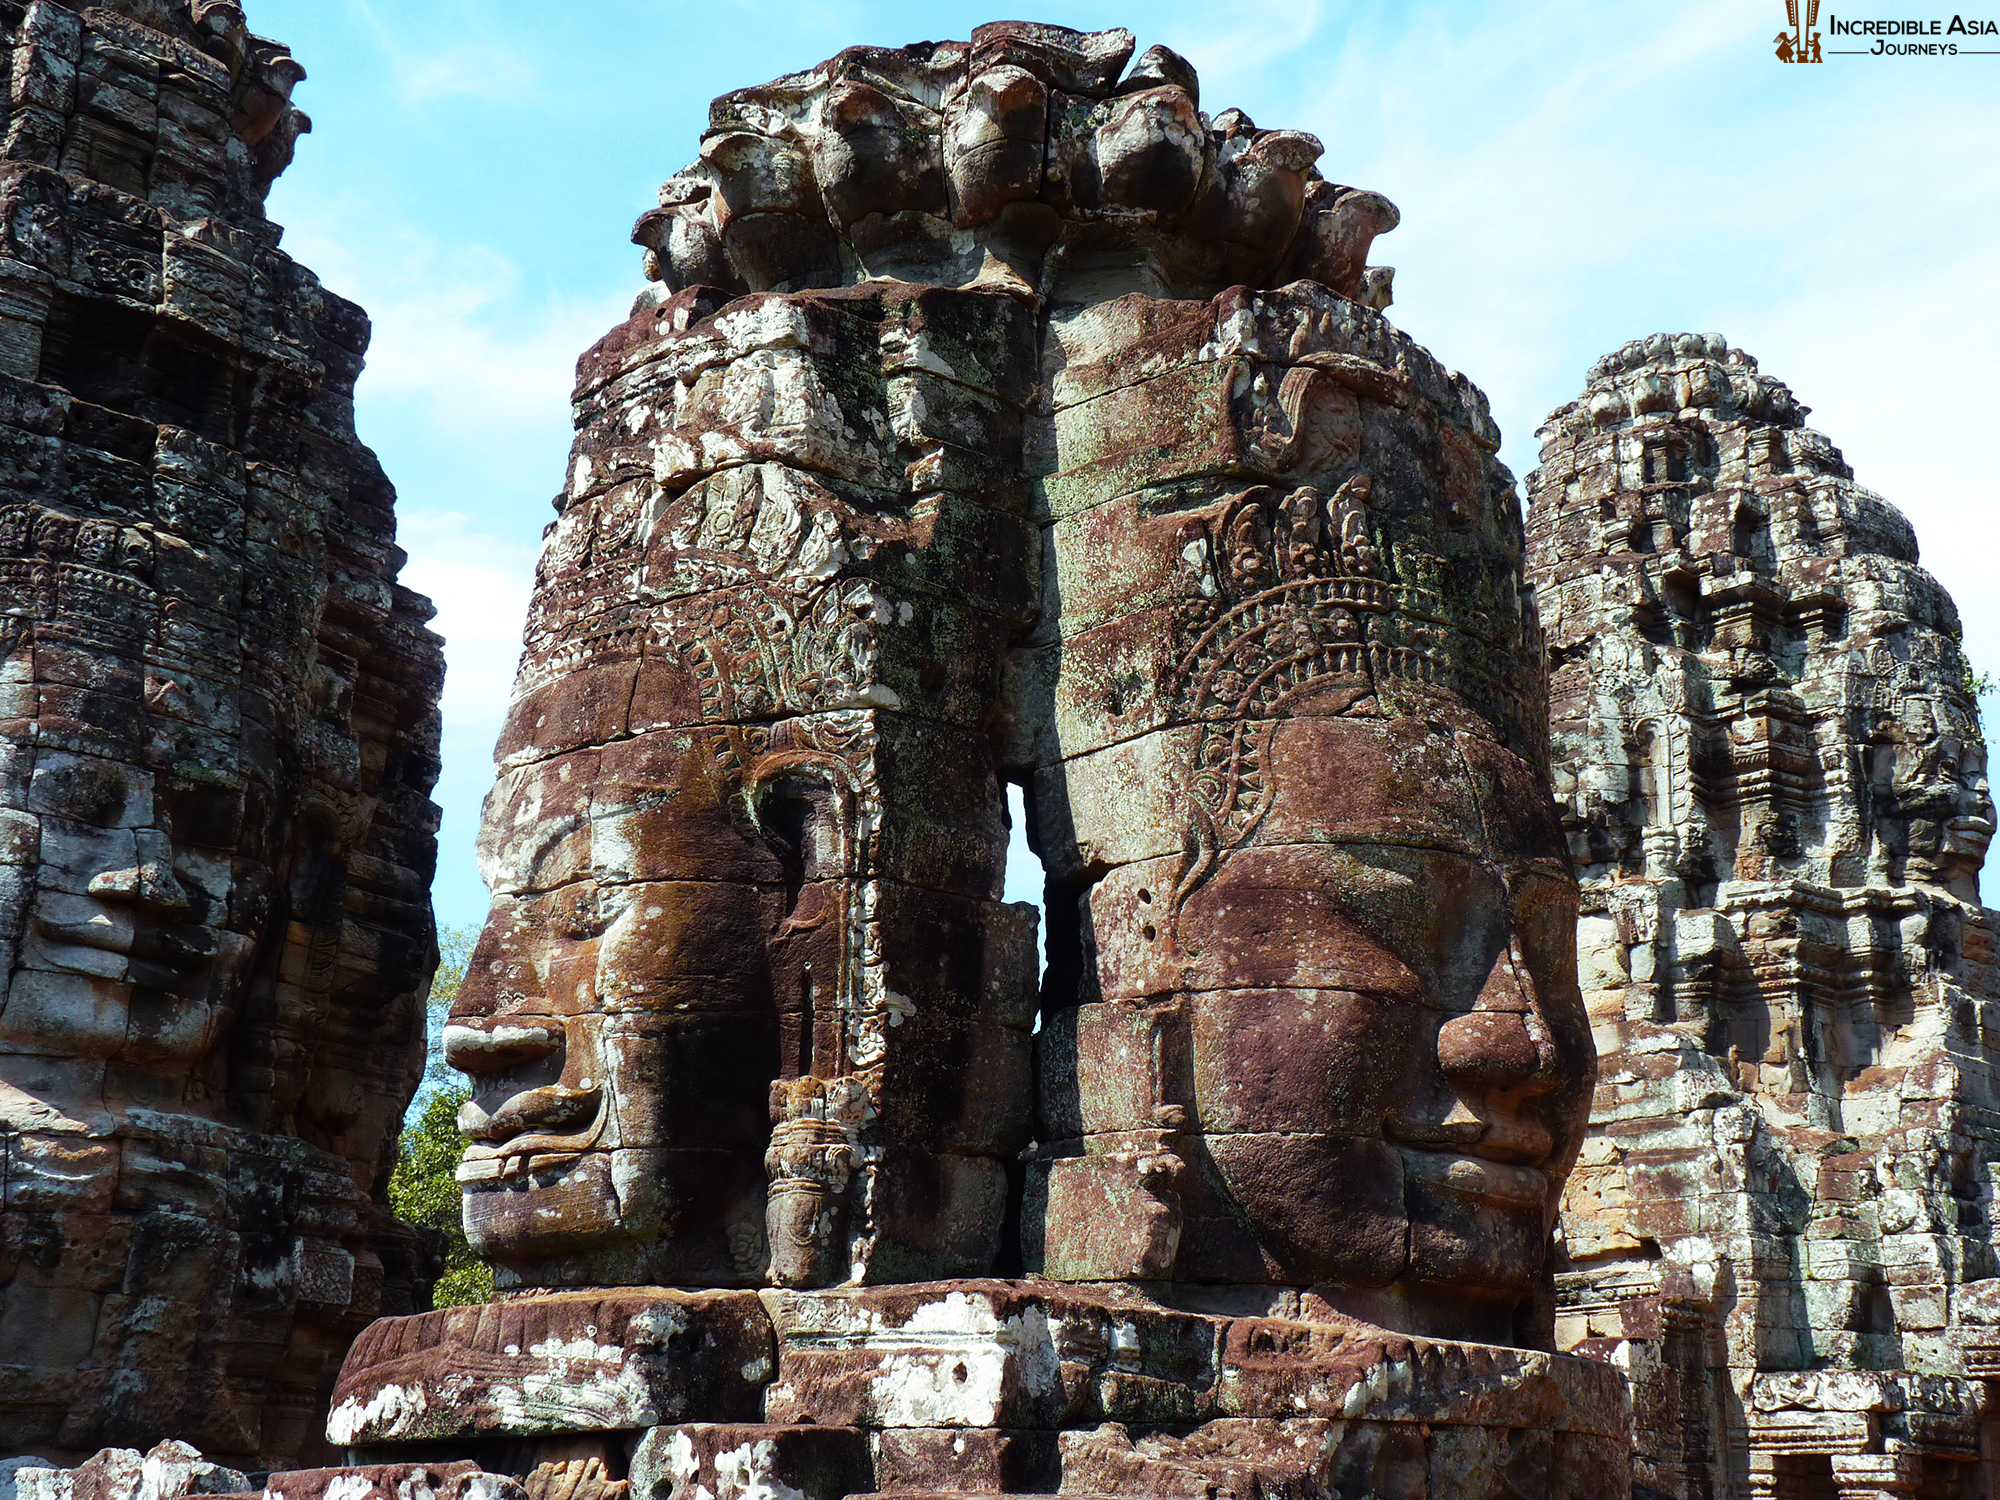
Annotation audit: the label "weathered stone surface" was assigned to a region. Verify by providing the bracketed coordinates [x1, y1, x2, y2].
[446, 25, 1589, 1360]
[631, 28, 1396, 310]
[0, 0, 444, 1470]
[759, 1281, 1627, 1436]
[328, 1290, 772, 1445]
[333, 1282, 1627, 1500]
[1528, 336, 2000, 1497]
[863, 1427, 1055, 1494]
[9, 1441, 243, 1500]
[344, 22, 1619, 1500]
[628, 1424, 869, 1500]
[8, 1446, 521, 1500]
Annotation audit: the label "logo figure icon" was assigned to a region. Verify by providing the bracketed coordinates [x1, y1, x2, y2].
[1779, 0, 1823, 61]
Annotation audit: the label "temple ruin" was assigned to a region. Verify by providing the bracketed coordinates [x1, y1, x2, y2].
[0, 0, 443, 1470]
[330, 21, 1620, 1500]
[1530, 335, 2000, 1499]
[1, 10, 1996, 1500]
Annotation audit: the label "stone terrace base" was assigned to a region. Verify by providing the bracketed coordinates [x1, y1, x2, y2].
[9, 1444, 525, 1500]
[326, 1281, 1629, 1500]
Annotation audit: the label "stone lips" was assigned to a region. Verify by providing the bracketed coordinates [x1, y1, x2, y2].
[631, 22, 1399, 307]
[0, 0, 443, 1470]
[1530, 334, 2000, 1496]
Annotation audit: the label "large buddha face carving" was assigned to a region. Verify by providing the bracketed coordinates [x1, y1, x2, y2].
[1033, 282, 1593, 1346]
[446, 712, 784, 1287]
[1146, 728, 1590, 1342]
[0, 481, 375, 1122]
[1054, 709, 1593, 1343]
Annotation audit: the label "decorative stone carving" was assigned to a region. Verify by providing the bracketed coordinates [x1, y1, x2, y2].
[632, 25, 1398, 310]
[1528, 334, 2000, 1498]
[345, 23, 1621, 1500]
[1023, 282, 1590, 1350]
[0, 0, 443, 1470]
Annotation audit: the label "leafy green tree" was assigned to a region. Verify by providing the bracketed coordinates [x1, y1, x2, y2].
[388, 925, 492, 1307]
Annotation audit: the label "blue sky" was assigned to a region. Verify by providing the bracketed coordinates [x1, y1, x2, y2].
[251, 0, 2000, 927]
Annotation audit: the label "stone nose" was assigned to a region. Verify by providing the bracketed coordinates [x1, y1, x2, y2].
[1436, 1011, 1551, 1093]
[442, 1020, 564, 1078]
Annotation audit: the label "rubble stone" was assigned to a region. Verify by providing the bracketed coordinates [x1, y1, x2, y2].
[11, 1449, 522, 1500]
[0, 0, 444, 1470]
[1528, 335, 2000, 1497]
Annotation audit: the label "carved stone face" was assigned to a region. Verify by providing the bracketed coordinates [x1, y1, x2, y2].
[450, 286, 1042, 1293]
[1030, 283, 1590, 1344]
[453, 32, 1578, 1337]
[1880, 698, 1995, 896]
[1159, 750, 1592, 1343]
[0, 493, 322, 1116]
[446, 721, 781, 1287]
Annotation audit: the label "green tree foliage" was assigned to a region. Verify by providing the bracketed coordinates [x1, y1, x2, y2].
[388, 925, 492, 1308]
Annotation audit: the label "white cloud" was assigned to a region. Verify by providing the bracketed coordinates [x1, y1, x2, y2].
[278, 208, 627, 499]
[397, 509, 541, 930]
[345, 0, 544, 108]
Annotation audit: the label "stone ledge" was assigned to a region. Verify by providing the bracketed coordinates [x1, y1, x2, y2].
[328, 1289, 773, 1445]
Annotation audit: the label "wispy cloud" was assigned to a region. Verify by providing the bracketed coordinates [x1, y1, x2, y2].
[279, 208, 623, 498]
[344, 0, 544, 108]
[398, 509, 540, 929]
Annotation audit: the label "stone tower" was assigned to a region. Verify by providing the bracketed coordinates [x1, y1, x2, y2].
[1529, 333, 2000, 1498]
[0, 0, 444, 1469]
[328, 24, 1625, 1500]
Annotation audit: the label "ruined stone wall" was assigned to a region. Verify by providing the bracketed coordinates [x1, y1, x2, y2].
[0, 0, 444, 1469]
[1529, 334, 2000, 1498]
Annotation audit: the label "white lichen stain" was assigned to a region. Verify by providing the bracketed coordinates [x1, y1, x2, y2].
[713, 1439, 807, 1500]
[326, 1380, 427, 1444]
[318, 1475, 377, 1500]
[863, 1292, 1058, 1427]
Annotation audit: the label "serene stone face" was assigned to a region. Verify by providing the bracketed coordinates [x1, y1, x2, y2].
[1875, 695, 1994, 895]
[447, 724, 781, 1287]
[448, 284, 1043, 1290]
[0, 490, 314, 1111]
[1025, 285, 1589, 1344]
